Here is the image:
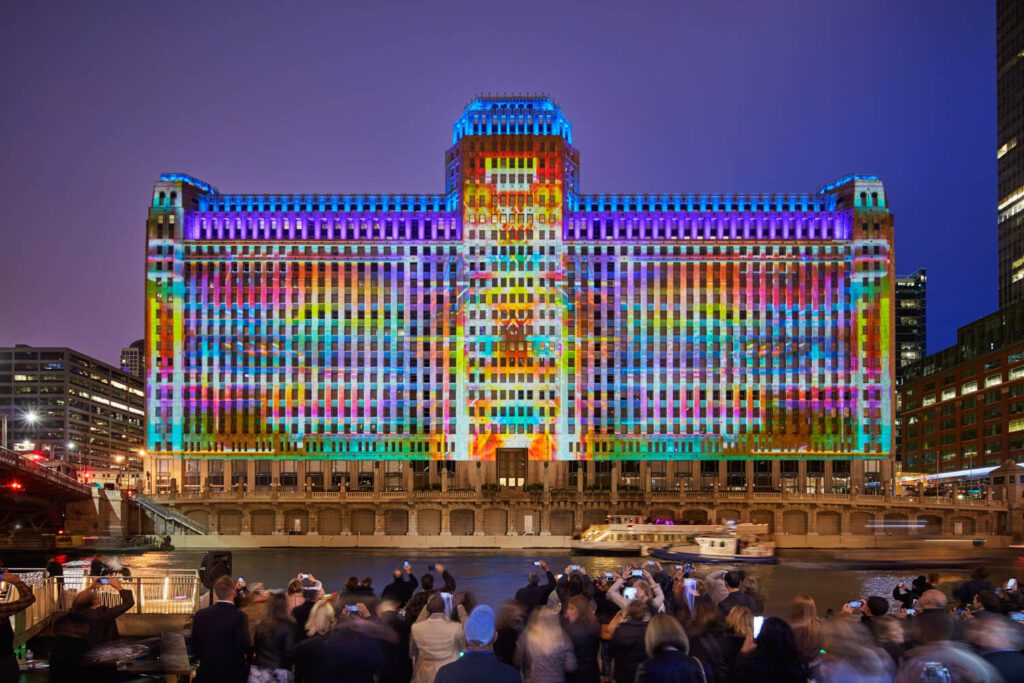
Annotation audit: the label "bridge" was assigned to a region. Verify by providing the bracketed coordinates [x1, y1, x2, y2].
[0, 446, 90, 533]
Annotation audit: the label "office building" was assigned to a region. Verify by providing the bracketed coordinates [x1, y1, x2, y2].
[998, 0, 1024, 304]
[120, 339, 145, 379]
[0, 345, 145, 470]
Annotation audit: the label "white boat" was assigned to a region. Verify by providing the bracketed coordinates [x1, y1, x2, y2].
[649, 531, 777, 565]
[571, 515, 770, 556]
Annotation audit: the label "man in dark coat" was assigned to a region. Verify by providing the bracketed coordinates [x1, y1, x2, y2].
[717, 569, 758, 618]
[404, 563, 456, 623]
[381, 563, 418, 607]
[435, 605, 520, 683]
[514, 560, 556, 612]
[190, 575, 250, 682]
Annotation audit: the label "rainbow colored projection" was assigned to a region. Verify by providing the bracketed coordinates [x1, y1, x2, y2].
[146, 96, 894, 461]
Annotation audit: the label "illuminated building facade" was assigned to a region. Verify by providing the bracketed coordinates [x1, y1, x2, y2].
[145, 96, 894, 500]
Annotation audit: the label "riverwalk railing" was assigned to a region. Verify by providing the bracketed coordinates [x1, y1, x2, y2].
[1, 568, 201, 646]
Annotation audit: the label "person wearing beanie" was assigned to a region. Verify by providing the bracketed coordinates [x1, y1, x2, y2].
[435, 604, 521, 683]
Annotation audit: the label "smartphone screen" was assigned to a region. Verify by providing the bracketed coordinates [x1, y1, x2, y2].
[631, 569, 644, 578]
[848, 600, 863, 609]
[440, 592, 454, 615]
[1010, 611, 1024, 622]
[99, 578, 110, 585]
[683, 578, 697, 591]
[1007, 578, 1018, 591]
[752, 616, 764, 638]
[533, 561, 542, 566]
[906, 608, 916, 616]
[623, 587, 637, 600]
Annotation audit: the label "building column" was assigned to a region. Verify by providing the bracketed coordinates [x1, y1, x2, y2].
[540, 507, 551, 536]
[473, 507, 485, 536]
[507, 506, 517, 536]
[271, 459, 281, 490]
[340, 508, 352, 536]
[246, 460, 256, 493]
[807, 508, 818, 535]
[823, 461, 833, 492]
[199, 459, 210, 493]
[374, 508, 385, 535]
[577, 466, 584, 494]
[441, 467, 449, 493]
[241, 508, 251, 535]
[840, 510, 851, 536]
[474, 463, 482, 495]
[307, 506, 318, 534]
[408, 506, 418, 536]
[403, 465, 414, 493]
[440, 507, 451, 536]
[797, 460, 807, 495]
[296, 460, 307, 494]
[642, 462, 651, 492]
[771, 461, 781, 491]
[610, 463, 619, 496]
[745, 461, 754, 494]
[275, 509, 285, 535]
[851, 460, 865, 494]
[543, 463, 550, 493]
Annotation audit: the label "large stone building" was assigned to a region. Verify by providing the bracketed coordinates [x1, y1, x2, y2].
[142, 96, 905, 537]
[0, 345, 145, 470]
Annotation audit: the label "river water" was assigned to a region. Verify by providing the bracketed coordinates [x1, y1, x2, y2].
[118, 548, 1024, 616]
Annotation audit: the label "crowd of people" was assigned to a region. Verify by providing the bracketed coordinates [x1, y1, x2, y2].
[183, 560, 1024, 683]
[5, 556, 1024, 682]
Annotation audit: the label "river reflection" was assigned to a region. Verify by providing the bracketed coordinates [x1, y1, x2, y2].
[123, 548, 1023, 616]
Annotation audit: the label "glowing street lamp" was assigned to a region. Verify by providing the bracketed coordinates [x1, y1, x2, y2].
[23, 411, 39, 425]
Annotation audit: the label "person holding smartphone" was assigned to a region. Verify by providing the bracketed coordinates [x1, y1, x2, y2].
[607, 566, 666, 614]
[382, 562, 419, 608]
[0, 568, 35, 682]
[514, 560, 556, 612]
[66, 575, 135, 646]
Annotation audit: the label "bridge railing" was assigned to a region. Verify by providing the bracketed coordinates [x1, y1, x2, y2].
[0, 447, 90, 495]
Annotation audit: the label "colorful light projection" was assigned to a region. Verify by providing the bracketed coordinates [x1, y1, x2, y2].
[146, 97, 893, 461]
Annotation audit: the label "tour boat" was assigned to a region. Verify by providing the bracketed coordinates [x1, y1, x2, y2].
[571, 515, 770, 556]
[648, 531, 778, 565]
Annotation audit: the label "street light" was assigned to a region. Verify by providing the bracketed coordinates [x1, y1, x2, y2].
[23, 410, 39, 425]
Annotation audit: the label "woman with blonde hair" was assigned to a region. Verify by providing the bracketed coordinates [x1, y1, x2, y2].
[515, 606, 577, 682]
[635, 613, 711, 682]
[787, 593, 822, 666]
[304, 598, 336, 638]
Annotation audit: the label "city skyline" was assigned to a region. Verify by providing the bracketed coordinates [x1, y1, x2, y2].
[0, 1, 995, 366]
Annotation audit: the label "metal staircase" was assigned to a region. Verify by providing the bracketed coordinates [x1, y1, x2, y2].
[131, 493, 209, 535]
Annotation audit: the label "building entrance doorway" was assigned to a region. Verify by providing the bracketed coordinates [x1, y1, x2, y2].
[496, 448, 528, 487]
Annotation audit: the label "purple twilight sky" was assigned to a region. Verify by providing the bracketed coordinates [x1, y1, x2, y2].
[0, 1, 995, 366]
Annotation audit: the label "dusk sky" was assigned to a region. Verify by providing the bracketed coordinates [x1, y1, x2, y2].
[0, 1, 994, 366]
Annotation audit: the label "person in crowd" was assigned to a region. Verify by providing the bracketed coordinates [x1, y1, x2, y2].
[240, 582, 269, 645]
[359, 577, 375, 596]
[286, 578, 305, 613]
[344, 576, 362, 595]
[896, 634, 1002, 683]
[292, 578, 324, 641]
[972, 589, 1003, 616]
[732, 616, 807, 683]
[191, 575, 251, 683]
[1000, 575, 1024, 612]
[88, 555, 108, 578]
[410, 593, 464, 683]
[717, 569, 758, 618]
[304, 599, 336, 639]
[702, 569, 730, 607]
[787, 593, 823, 667]
[381, 563, 419, 607]
[814, 618, 895, 683]
[0, 569, 35, 682]
[607, 567, 665, 614]
[892, 575, 933, 610]
[862, 595, 890, 626]
[635, 613, 711, 683]
[376, 598, 414, 683]
[516, 605, 577, 682]
[563, 595, 600, 683]
[724, 604, 754, 664]
[250, 591, 296, 683]
[609, 600, 651, 683]
[68, 576, 136, 645]
[907, 588, 957, 646]
[405, 563, 456, 623]
[494, 600, 528, 666]
[515, 560, 557, 612]
[45, 555, 64, 578]
[740, 574, 765, 616]
[593, 573, 621, 677]
[685, 601, 730, 683]
[954, 566, 995, 607]
[871, 616, 907, 666]
[964, 614, 1024, 683]
[555, 567, 595, 610]
[434, 604, 521, 683]
[292, 602, 384, 683]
